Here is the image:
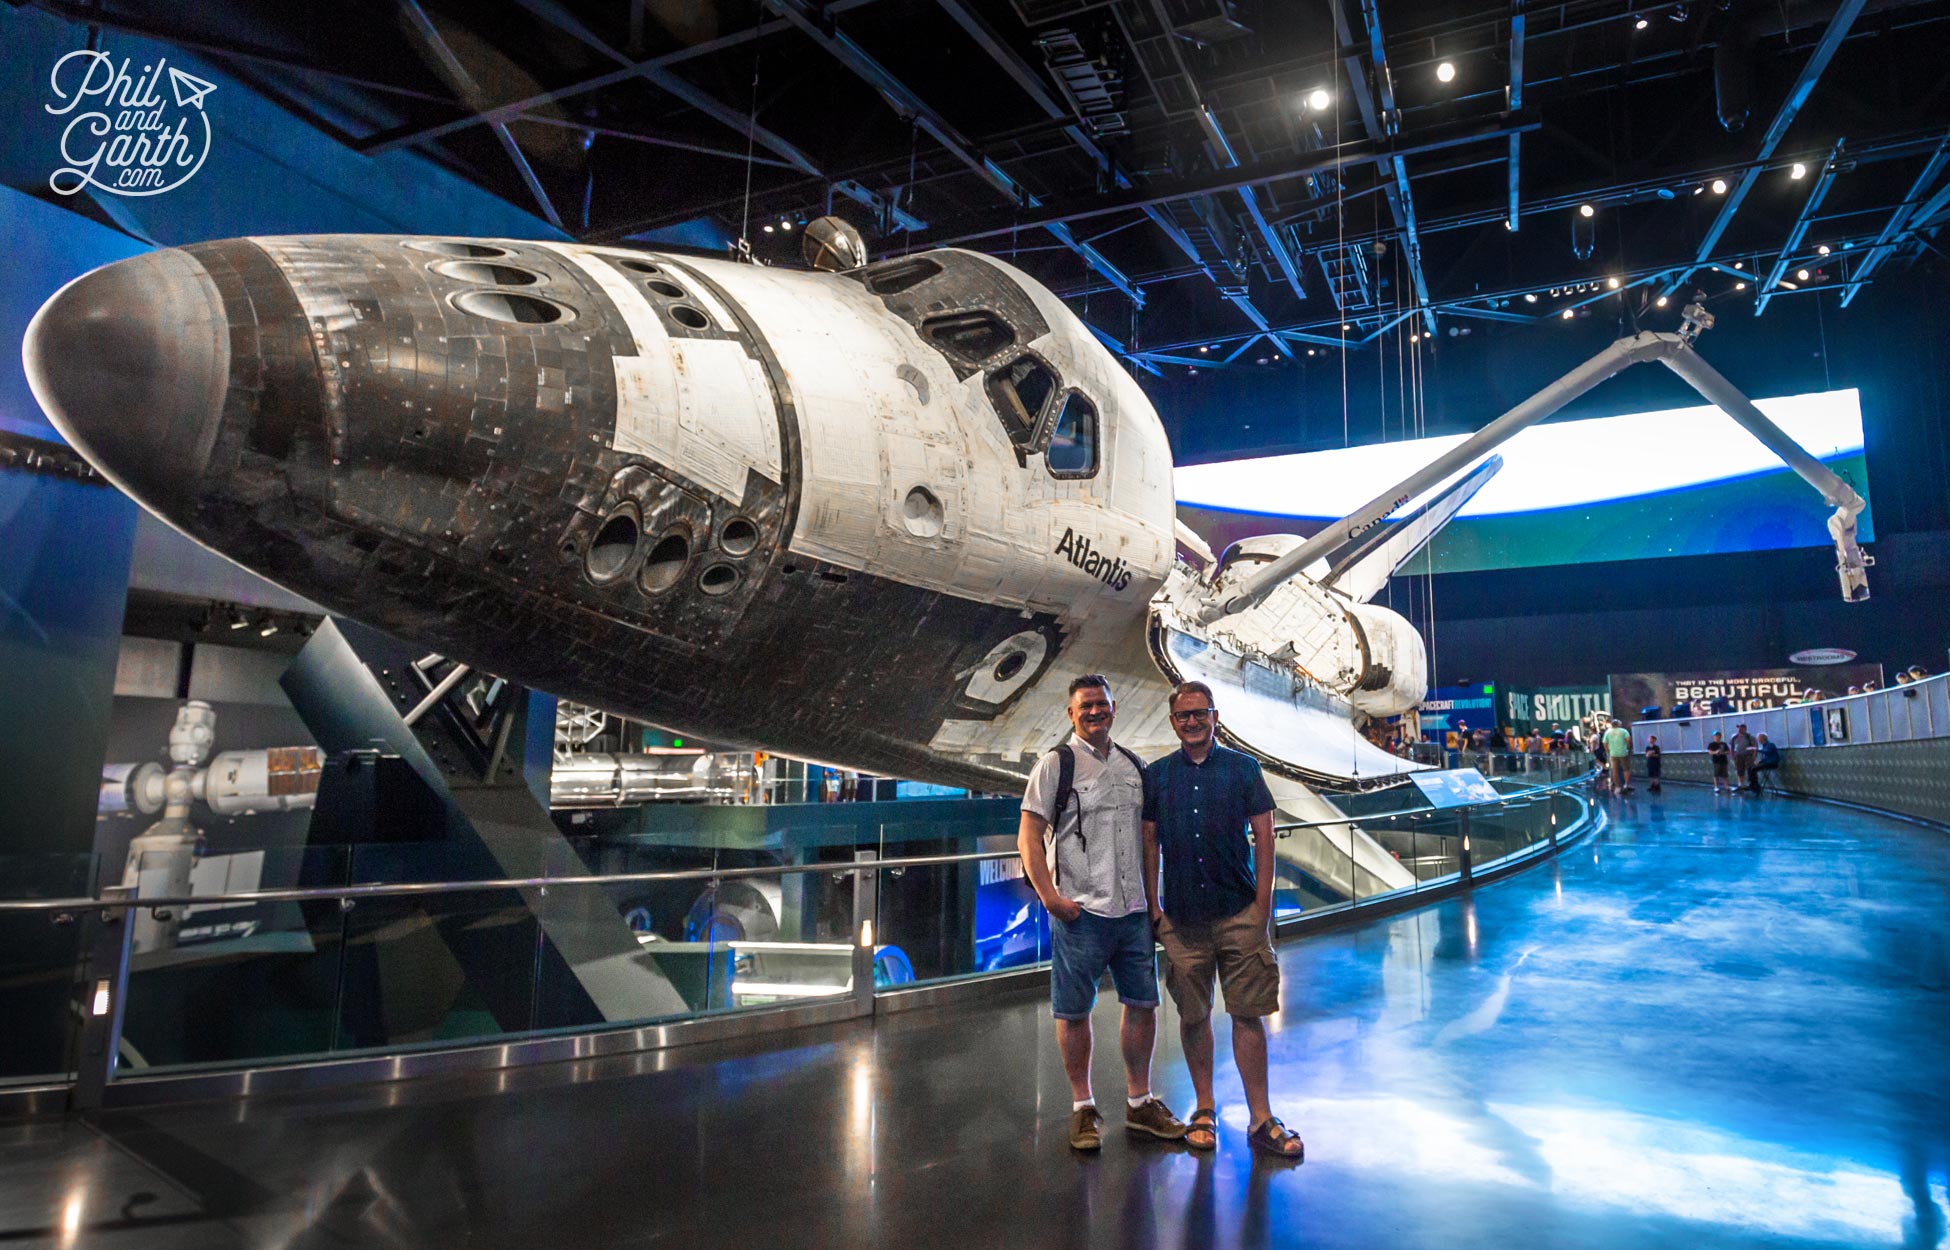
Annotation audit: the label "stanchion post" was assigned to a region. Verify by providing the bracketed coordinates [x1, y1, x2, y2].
[72, 886, 134, 1112]
[851, 850, 878, 1010]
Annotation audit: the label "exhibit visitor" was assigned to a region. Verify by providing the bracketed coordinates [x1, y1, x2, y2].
[1752, 734, 1782, 792]
[1602, 719, 1633, 793]
[1730, 724, 1758, 792]
[1018, 675, 1188, 1152]
[1142, 680, 1303, 1161]
[1707, 732, 1732, 793]
[1644, 736, 1663, 793]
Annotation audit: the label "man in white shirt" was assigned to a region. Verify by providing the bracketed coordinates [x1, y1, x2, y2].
[1019, 674, 1187, 1152]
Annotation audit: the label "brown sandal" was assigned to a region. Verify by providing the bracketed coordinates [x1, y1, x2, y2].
[1249, 1115, 1304, 1160]
[1185, 1107, 1217, 1151]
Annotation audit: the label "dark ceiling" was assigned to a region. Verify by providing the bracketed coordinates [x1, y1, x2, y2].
[27, 0, 1950, 369]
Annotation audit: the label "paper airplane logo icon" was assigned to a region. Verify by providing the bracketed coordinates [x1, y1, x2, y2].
[167, 67, 217, 110]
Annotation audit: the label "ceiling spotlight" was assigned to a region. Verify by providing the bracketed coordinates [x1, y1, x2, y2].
[1307, 88, 1331, 111]
[1198, 345, 1209, 353]
[762, 224, 775, 233]
[1634, 15, 1650, 28]
[1797, 268, 1811, 281]
[1255, 356, 1270, 365]
[1306, 348, 1317, 356]
[1410, 333, 1421, 343]
[1607, 276, 1621, 289]
[1790, 163, 1806, 180]
[1777, 280, 1799, 290]
[1561, 308, 1575, 320]
[1579, 203, 1595, 218]
[1187, 367, 1198, 375]
[1436, 61, 1456, 84]
[259, 619, 279, 638]
[1711, 178, 1728, 195]
[1692, 185, 1705, 195]
[1655, 295, 1669, 307]
[1735, 281, 1747, 291]
[1524, 293, 1538, 303]
[1817, 244, 1831, 255]
[228, 606, 250, 630]
[1341, 322, 1351, 330]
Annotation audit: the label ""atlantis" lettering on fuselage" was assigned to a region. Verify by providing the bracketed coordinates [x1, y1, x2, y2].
[1054, 527, 1133, 592]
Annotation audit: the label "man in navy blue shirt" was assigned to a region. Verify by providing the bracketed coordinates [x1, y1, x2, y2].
[1141, 681, 1302, 1161]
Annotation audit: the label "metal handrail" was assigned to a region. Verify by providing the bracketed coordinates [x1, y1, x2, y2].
[0, 770, 1595, 916]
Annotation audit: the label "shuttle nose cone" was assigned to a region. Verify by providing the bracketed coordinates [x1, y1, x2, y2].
[23, 249, 229, 518]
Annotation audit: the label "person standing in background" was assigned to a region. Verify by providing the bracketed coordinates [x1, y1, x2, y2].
[1602, 719, 1633, 794]
[1730, 723, 1758, 794]
[1707, 732, 1732, 794]
[1645, 736, 1663, 793]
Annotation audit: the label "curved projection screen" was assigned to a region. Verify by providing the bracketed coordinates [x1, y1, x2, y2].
[1175, 388, 1872, 575]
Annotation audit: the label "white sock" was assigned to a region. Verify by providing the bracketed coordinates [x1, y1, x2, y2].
[1127, 1093, 1151, 1109]
[1073, 1098, 1095, 1112]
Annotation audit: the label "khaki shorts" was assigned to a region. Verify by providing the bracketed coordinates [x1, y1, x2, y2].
[1156, 904, 1280, 1023]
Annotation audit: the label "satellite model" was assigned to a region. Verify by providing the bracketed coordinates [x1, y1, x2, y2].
[24, 222, 1867, 889]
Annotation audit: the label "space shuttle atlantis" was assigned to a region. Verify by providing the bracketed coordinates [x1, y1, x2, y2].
[24, 228, 1867, 896]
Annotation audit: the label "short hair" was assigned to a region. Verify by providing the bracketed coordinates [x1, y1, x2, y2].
[1067, 674, 1111, 700]
[1168, 680, 1216, 713]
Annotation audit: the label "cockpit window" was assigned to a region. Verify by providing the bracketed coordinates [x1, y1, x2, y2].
[862, 256, 942, 295]
[921, 310, 1016, 366]
[1045, 392, 1098, 478]
[986, 356, 1058, 444]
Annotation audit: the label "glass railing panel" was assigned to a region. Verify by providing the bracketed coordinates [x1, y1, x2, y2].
[0, 852, 96, 1084]
[116, 844, 350, 1072]
[704, 836, 857, 1014]
[1929, 680, 1950, 736]
[871, 857, 1034, 991]
[1270, 813, 1358, 920]
[874, 814, 1038, 990]
[332, 842, 538, 1052]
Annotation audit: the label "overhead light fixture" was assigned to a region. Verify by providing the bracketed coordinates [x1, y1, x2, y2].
[1436, 61, 1456, 83]
[1410, 333, 1421, 343]
[1341, 322, 1351, 330]
[1255, 356, 1270, 365]
[1187, 367, 1198, 375]
[1607, 276, 1621, 289]
[228, 606, 249, 630]
[1198, 345, 1209, 353]
[1306, 348, 1317, 356]
[259, 619, 279, 638]
[1790, 163, 1806, 180]
[1817, 244, 1831, 255]
[1524, 293, 1538, 303]
[762, 224, 774, 234]
[780, 220, 794, 231]
[1634, 15, 1650, 28]
[1797, 268, 1811, 281]
[1777, 280, 1799, 290]
[1733, 261, 1744, 269]
[1561, 308, 1575, 320]
[1711, 178, 1728, 195]
[1655, 295, 1669, 307]
[1307, 88, 1331, 111]
[1735, 281, 1747, 291]
[1579, 203, 1595, 218]
[1693, 185, 1705, 195]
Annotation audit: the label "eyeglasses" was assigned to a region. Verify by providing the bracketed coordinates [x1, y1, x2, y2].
[1171, 707, 1215, 723]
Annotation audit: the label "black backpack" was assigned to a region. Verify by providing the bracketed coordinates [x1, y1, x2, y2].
[1044, 741, 1150, 888]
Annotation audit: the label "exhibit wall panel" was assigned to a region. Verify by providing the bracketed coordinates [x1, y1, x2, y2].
[1647, 738, 1950, 827]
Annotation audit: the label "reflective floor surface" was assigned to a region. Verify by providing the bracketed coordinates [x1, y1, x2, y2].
[5, 785, 1948, 1248]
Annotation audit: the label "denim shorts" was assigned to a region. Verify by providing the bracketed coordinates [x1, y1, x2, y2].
[1049, 909, 1158, 1020]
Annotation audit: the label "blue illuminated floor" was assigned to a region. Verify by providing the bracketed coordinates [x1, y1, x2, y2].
[4, 785, 1947, 1248]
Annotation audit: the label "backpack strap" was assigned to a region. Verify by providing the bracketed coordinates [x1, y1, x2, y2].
[1113, 743, 1150, 815]
[1045, 744, 1077, 890]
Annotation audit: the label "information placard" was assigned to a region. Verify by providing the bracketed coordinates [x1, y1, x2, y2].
[1410, 769, 1502, 809]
